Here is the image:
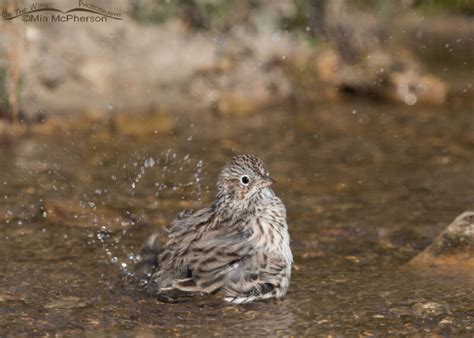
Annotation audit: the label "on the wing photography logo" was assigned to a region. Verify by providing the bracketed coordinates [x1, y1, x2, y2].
[1, 0, 123, 23]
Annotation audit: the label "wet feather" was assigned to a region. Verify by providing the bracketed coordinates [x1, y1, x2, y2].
[138, 154, 293, 304]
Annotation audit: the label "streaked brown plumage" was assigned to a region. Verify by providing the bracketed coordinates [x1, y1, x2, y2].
[137, 154, 292, 304]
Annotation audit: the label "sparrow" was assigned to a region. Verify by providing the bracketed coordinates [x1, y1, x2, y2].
[137, 154, 292, 304]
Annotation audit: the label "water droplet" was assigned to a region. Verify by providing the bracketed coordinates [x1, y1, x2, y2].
[144, 158, 155, 168]
[187, 136, 193, 141]
[404, 93, 417, 106]
[272, 32, 281, 42]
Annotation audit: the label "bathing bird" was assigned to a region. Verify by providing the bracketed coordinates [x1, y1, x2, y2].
[137, 154, 292, 304]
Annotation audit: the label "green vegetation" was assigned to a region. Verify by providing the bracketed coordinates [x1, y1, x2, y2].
[129, 0, 473, 27]
[0, 67, 24, 122]
[130, 0, 178, 24]
[0, 68, 9, 120]
[129, 0, 259, 30]
[416, 0, 474, 15]
[348, 0, 474, 15]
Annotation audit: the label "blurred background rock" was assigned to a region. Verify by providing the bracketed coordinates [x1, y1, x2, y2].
[0, 0, 472, 131]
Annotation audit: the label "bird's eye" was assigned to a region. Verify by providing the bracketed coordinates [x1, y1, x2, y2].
[240, 175, 250, 185]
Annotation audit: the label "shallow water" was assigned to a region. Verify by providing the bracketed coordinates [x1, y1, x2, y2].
[0, 98, 473, 335]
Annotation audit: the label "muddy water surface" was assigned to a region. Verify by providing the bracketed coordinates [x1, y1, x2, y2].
[0, 99, 473, 335]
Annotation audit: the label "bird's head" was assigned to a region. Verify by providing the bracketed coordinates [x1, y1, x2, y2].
[216, 154, 275, 204]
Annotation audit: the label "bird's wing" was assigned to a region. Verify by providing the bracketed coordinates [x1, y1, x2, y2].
[169, 207, 214, 232]
[221, 254, 289, 304]
[172, 229, 255, 293]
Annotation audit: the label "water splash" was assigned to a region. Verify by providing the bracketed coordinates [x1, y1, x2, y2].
[84, 151, 206, 279]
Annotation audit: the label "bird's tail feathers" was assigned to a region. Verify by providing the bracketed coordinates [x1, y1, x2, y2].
[133, 232, 162, 287]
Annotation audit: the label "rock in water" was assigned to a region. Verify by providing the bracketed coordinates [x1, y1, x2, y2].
[407, 211, 474, 269]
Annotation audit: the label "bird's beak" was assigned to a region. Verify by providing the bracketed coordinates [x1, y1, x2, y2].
[261, 176, 276, 187]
